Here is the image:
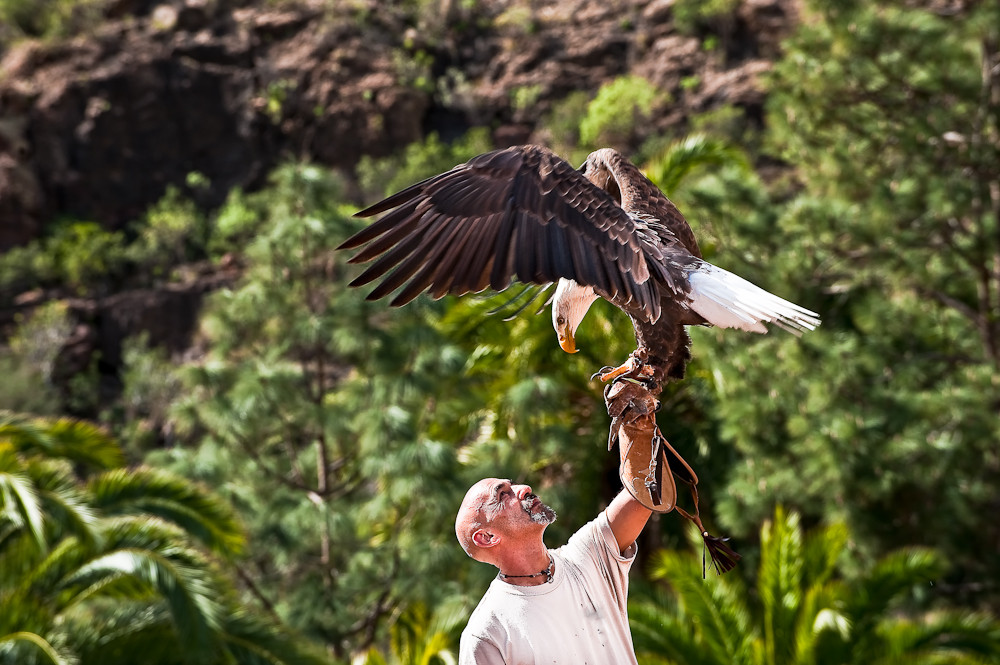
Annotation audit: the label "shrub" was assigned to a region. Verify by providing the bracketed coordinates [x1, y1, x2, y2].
[578, 75, 667, 149]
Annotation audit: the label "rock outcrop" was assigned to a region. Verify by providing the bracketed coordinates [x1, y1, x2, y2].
[0, 0, 798, 248]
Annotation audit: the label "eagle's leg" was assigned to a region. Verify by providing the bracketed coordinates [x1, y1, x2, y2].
[598, 349, 654, 383]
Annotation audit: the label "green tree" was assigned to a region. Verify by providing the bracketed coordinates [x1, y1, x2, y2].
[0, 412, 327, 665]
[672, 0, 1000, 602]
[630, 506, 1000, 665]
[162, 163, 469, 659]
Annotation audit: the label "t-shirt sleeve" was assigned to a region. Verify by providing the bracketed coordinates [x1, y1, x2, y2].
[459, 630, 506, 665]
[561, 511, 635, 613]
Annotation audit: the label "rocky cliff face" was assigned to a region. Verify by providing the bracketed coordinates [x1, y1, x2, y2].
[0, 0, 797, 248]
[0, 0, 797, 396]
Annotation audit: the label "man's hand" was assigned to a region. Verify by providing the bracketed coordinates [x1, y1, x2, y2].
[606, 489, 652, 555]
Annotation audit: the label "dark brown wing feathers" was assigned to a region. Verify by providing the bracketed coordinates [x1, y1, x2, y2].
[339, 145, 683, 317]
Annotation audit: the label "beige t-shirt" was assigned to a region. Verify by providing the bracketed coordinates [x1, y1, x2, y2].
[458, 511, 638, 665]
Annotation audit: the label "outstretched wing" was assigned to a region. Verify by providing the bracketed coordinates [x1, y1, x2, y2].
[337, 145, 664, 320]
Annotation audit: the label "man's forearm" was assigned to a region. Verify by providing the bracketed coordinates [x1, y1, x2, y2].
[606, 489, 652, 555]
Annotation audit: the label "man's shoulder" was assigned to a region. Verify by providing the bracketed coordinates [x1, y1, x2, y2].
[557, 511, 610, 557]
[462, 583, 509, 640]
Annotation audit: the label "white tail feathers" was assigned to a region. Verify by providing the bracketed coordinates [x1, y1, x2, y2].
[687, 263, 820, 335]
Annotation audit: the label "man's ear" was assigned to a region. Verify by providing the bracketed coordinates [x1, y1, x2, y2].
[472, 529, 499, 548]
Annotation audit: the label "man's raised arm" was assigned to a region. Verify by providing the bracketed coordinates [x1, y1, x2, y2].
[606, 489, 652, 555]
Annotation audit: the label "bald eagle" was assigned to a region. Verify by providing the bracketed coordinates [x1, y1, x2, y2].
[338, 145, 819, 388]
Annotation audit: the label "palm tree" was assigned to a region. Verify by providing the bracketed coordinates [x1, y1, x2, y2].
[352, 602, 464, 665]
[630, 506, 1000, 665]
[0, 411, 330, 665]
[643, 134, 750, 200]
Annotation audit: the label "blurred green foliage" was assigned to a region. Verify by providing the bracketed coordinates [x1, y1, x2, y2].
[672, 0, 740, 37]
[0, 413, 327, 665]
[0, 186, 209, 302]
[2, 0, 999, 662]
[578, 75, 667, 150]
[0, 0, 108, 42]
[0, 221, 129, 297]
[0, 302, 73, 415]
[631, 506, 1000, 665]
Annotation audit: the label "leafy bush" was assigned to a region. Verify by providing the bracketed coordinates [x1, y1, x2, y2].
[0, 0, 109, 42]
[0, 243, 56, 297]
[52, 221, 130, 294]
[578, 75, 666, 149]
[0, 301, 73, 414]
[672, 0, 741, 36]
[0, 221, 129, 297]
[129, 185, 207, 276]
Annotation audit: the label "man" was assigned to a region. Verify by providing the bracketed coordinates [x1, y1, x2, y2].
[455, 477, 652, 664]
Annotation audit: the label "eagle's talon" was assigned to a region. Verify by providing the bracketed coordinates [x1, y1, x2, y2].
[591, 366, 617, 381]
[598, 355, 651, 383]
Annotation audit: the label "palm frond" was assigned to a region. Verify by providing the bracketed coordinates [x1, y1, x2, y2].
[87, 467, 245, 558]
[64, 546, 223, 656]
[0, 413, 123, 470]
[58, 603, 180, 665]
[218, 610, 331, 665]
[796, 581, 850, 665]
[629, 595, 718, 665]
[643, 134, 750, 197]
[28, 459, 101, 548]
[0, 462, 47, 553]
[843, 548, 945, 625]
[758, 505, 804, 665]
[648, 545, 754, 664]
[878, 610, 1000, 662]
[0, 631, 75, 665]
[800, 520, 849, 588]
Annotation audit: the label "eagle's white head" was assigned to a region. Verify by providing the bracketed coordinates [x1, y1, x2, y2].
[551, 278, 601, 354]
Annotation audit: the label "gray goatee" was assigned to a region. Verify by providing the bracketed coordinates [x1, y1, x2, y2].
[522, 495, 557, 525]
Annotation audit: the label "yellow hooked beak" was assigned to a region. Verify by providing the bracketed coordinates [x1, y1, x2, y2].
[557, 330, 578, 354]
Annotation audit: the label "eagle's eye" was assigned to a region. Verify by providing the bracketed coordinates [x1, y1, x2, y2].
[556, 316, 565, 326]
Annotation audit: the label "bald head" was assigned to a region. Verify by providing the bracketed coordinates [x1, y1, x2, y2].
[455, 478, 557, 562]
[455, 478, 501, 559]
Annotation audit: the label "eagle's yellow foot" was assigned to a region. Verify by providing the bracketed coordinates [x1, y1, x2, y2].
[595, 352, 656, 383]
[599, 359, 636, 382]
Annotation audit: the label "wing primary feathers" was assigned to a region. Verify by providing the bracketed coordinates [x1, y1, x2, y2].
[424, 214, 484, 300]
[339, 199, 423, 251]
[360, 214, 445, 300]
[349, 233, 424, 288]
[483, 282, 553, 320]
[352, 170, 453, 218]
[545, 220, 574, 280]
[515, 220, 539, 283]
[501, 283, 553, 321]
[489, 204, 522, 291]
[387, 255, 444, 306]
[355, 211, 450, 293]
[567, 228, 603, 291]
[346, 207, 426, 264]
[453, 212, 504, 293]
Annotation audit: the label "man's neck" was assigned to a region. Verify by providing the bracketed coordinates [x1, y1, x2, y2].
[496, 543, 553, 586]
